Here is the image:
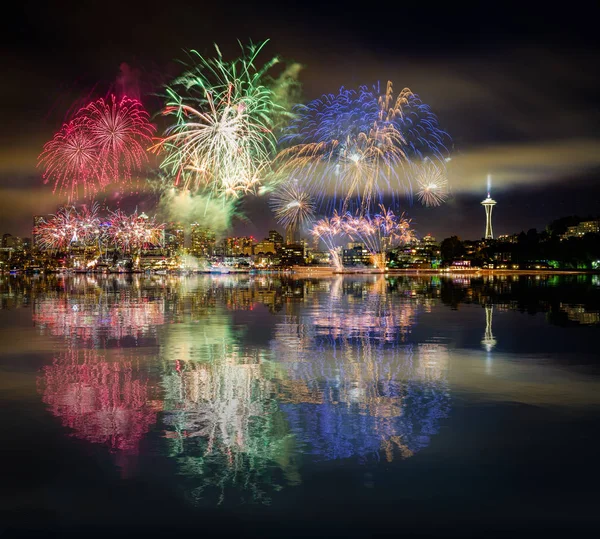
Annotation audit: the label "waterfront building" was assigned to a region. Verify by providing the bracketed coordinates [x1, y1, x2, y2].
[342, 244, 371, 267]
[280, 243, 305, 266]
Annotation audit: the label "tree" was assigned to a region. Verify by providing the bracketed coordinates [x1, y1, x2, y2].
[440, 236, 465, 263]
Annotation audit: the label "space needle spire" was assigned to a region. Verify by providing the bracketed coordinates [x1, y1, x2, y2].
[481, 175, 496, 239]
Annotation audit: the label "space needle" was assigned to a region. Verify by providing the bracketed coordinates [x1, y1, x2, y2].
[481, 176, 497, 239]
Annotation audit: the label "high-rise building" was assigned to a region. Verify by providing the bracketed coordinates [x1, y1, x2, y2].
[285, 224, 296, 244]
[164, 222, 185, 252]
[481, 192, 497, 239]
[190, 225, 216, 257]
[268, 230, 284, 250]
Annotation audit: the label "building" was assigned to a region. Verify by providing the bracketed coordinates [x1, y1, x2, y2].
[280, 243, 305, 266]
[497, 234, 518, 243]
[481, 192, 497, 239]
[285, 224, 296, 244]
[305, 249, 331, 265]
[421, 234, 437, 247]
[219, 236, 255, 256]
[342, 244, 371, 267]
[190, 225, 216, 257]
[268, 230, 284, 250]
[254, 240, 276, 254]
[562, 220, 600, 239]
[164, 222, 185, 252]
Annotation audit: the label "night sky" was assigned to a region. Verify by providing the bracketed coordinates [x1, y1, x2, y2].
[2, 0, 600, 241]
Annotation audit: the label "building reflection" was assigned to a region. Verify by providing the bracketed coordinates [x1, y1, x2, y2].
[31, 276, 166, 346]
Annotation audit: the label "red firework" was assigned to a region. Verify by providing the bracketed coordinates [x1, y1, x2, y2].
[107, 209, 165, 252]
[39, 119, 101, 198]
[38, 95, 155, 199]
[80, 95, 156, 184]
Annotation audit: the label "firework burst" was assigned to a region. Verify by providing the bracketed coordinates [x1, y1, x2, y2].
[39, 96, 155, 199]
[311, 212, 345, 270]
[107, 209, 164, 253]
[342, 205, 414, 268]
[80, 94, 155, 184]
[152, 41, 282, 200]
[269, 182, 315, 232]
[278, 82, 450, 213]
[415, 162, 449, 207]
[39, 120, 100, 199]
[33, 206, 81, 251]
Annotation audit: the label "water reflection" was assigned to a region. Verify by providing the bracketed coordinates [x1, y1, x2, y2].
[40, 348, 158, 454]
[0, 273, 597, 505]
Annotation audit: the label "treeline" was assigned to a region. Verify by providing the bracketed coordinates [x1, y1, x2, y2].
[440, 215, 600, 269]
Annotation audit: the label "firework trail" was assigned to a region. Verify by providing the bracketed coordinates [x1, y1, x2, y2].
[152, 41, 284, 201]
[107, 209, 165, 253]
[39, 95, 155, 199]
[342, 205, 414, 269]
[311, 212, 345, 270]
[278, 82, 450, 213]
[415, 161, 449, 207]
[269, 181, 315, 235]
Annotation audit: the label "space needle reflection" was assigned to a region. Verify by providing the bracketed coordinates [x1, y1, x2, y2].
[481, 304, 497, 373]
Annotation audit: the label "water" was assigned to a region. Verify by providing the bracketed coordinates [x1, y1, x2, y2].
[1, 273, 599, 537]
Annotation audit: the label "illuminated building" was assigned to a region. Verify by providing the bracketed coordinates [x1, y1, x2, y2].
[164, 222, 185, 252]
[222, 236, 255, 256]
[285, 223, 295, 244]
[280, 243, 304, 266]
[342, 243, 371, 267]
[190, 225, 216, 257]
[268, 230, 284, 250]
[254, 240, 276, 254]
[562, 220, 600, 239]
[481, 192, 497, 239]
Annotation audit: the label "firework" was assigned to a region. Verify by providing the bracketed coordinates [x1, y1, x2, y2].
[33, 206, 82, 251]
[278, 82, 450, 213]
[41, 349, 157, 454]
[310, 212, 345, 270]
[39, 96, 154, 199]
[80, 94, 155, 184]
[39, 120, 100, 199]
[269, 181, 315, 233]
[152, 41, 282, 200]
[107, 209, 165, 253]
[377, 82, 449, 163]
[416, 162, 449, 207]
[342, 205, 414, 268]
